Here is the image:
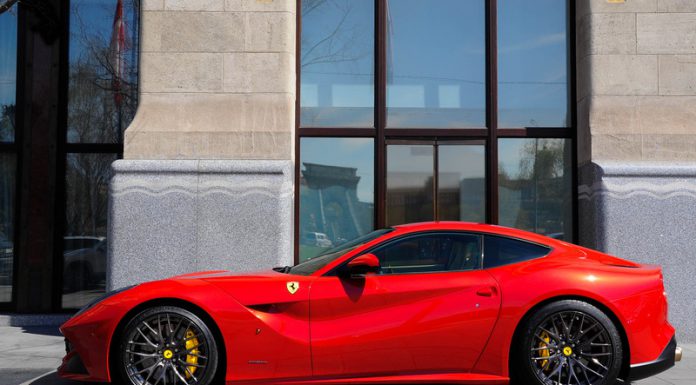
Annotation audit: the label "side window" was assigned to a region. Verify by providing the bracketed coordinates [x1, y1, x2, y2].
[483, 235, 550, 268]
[372, 233, 481, 274]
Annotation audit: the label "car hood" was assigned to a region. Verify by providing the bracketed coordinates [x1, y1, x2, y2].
[170, 269, 314, 306]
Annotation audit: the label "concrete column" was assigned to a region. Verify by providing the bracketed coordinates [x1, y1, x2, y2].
[108, 0, 296, 289]
[577, 0, 696, 341]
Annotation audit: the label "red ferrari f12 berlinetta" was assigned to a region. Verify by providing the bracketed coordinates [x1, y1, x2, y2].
[59, 222, 681, 385]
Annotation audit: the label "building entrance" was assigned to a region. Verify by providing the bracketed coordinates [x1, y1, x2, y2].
[386, 141, 486, 226]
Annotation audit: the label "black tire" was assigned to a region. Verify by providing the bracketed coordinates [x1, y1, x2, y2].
[511, 300, 623, 385]
[116, 306, 219, 385]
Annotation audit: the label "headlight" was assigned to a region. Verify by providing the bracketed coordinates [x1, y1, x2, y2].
[74, 285, 136, 317]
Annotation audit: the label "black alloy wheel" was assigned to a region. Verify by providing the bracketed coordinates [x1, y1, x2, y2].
[118, 306, 218, 385]
[512, 300, 623, 385]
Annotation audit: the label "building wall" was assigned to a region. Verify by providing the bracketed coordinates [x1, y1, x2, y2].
[107, 0, 696, 343]
[577, 0, 696, 341]
[108, 0, 296, 289]
[128, 0, 295, 159]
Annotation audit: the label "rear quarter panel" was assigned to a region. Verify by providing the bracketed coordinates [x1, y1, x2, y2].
[472, 245, 674, 377]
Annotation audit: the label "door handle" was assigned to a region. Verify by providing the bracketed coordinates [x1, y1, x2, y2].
[476, 287, 496, 297]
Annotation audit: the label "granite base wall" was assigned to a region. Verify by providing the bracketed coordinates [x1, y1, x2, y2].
[107, 160, 293, 290]
[579, 162, 696, 342]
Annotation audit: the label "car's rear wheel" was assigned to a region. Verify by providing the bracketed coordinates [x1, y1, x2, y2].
[117, 306, 218, 385]
[511, 300, 623, 385]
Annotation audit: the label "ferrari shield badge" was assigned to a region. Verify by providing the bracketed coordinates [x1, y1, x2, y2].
[287, 281, 299, 294]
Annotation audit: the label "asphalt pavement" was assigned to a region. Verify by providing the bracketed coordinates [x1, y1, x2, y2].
[0, 325, 694, 385]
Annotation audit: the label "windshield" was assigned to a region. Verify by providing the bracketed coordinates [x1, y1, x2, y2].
[289, 228, 393, 276]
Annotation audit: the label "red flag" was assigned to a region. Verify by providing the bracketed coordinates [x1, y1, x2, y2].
[109, 0, 125, 106]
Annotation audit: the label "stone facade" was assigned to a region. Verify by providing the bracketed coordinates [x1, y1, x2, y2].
[577, 0, 696, 341]
[108, 0, 296, 289]
[128, 0, 295, 159]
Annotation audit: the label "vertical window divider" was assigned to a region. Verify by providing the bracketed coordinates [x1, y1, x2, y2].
[485, 0, 499, 225]
[375, 0, 387, 229]
[433, 143, 439, 221]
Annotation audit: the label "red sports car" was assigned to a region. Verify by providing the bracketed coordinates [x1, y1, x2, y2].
[59, 222, 681, 385]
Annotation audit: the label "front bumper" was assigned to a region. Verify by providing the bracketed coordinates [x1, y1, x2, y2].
[629, 336, 681, 381]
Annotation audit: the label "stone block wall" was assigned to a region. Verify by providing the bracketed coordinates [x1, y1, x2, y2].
[578, 0, 696, 163]
[577, 0, 696, 341]
[127, 0, 295, 159]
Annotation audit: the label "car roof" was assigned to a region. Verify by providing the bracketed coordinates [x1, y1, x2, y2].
[391, 221, 565, 247]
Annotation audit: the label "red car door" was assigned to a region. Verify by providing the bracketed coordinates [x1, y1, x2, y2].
[309, 232, 501, 378]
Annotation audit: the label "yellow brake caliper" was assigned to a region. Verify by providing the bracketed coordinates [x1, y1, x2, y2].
[185, 329, 199, 378]
[538, 331, 551, 371]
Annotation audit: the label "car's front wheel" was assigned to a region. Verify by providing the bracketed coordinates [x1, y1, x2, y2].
[117, 306, 218, 385]
[511, 300, 623, 385]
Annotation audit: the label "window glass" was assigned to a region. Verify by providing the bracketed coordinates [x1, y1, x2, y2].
[498, 0, 569, 127]
[68, 0, 139, 143]
[300, 0, 374, 127]
[0, 3, 17, 142]
[438, 144, 486, 222]
[483, 235, 549, 268]
[0, 154, 15, 302]
[386, 0, 486, 128]
[62, 153, 117, 309]
[386, 144, 434, 226]
[373, 233, 481, 274]
[498, 138, 572, 241]
[291, 228, 393, 276]
[299, 138, 375, 262]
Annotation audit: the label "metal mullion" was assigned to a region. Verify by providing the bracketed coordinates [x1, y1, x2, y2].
[497, 127, 573, 138]
[569, 0, 579, 244]
[433, 143, 439, 221]
[293, 0, 302, 263]
[53, 0, 71, 311]
[485, 0, 499, 225]
[375, 0, 387, 229]
[0, 143, 18, 151]
[384, 128, 488, 138]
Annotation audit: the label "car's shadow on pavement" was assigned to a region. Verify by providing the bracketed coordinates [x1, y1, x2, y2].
[20, 372, 96, 385]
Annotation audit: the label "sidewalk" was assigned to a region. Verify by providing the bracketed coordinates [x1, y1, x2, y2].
[0, 325, 693, 385]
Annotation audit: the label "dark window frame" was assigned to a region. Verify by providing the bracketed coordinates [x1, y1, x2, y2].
[53, 0, 139, 311]
[295, 0, 578, 264]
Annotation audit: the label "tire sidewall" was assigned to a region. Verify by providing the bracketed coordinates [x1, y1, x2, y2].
[511, 300, 623, 385]
[116, 305, 219, 385]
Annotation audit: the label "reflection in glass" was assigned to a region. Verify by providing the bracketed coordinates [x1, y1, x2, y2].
[386, 145, 434, 226]
[386, 0, 485, 128]
[68, 0, 139, 143]
[62, 153, 117, 309]
[498, 139, 572, 241]
[299, 138, 375, 262]
[0, 154, 15, 303]
[0, 3, 17, 142]
[300, 0, 374, 127]
[498, 0, 569, 127]
[438, 145, 486, 222]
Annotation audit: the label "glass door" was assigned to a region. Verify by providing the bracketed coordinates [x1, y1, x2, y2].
[386, 141, 486, 226]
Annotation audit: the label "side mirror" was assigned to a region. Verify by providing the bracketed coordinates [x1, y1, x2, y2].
[345, 253, 380, 279]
